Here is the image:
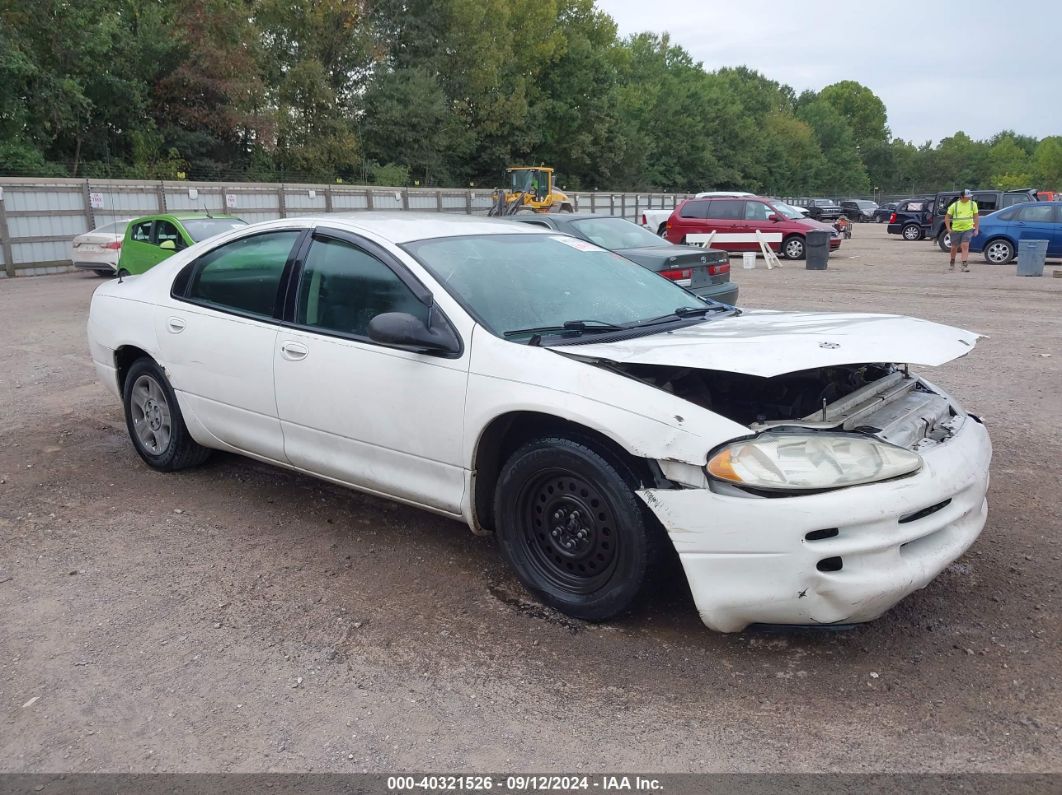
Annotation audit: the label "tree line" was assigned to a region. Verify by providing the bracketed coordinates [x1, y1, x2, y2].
[2, 0, 1060, 196]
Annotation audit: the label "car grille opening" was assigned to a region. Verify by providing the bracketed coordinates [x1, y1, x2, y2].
[817, 556, 843, 572]
[898, 499, 952, 525]
[805, 528, 839, 541]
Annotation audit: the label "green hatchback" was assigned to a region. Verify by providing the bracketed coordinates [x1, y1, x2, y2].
[116, 213, 248, 275]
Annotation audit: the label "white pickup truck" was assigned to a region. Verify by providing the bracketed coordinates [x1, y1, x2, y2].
[639, 192, 756, 236]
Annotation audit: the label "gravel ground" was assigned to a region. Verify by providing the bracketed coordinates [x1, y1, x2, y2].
[0, 223, 1060, 773]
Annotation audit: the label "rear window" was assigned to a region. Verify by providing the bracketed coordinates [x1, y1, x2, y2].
[182, 218, 248, 242]
[902, 201, 926, 212]
[679, 200, 710, 219]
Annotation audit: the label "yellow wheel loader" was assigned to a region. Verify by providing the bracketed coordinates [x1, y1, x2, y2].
[488, 167, 575, 216]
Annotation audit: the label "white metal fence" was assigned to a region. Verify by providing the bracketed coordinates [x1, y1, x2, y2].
[0, 177, 689, 278]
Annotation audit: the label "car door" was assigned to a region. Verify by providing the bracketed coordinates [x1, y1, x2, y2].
[1012, 203, 1057, 249]
[273, 228, 469, 514]
[119, 218, 157, 274]
[739, 199, 779, 252]
[709, 199, 751, 251]
[157, 227, 305, 462]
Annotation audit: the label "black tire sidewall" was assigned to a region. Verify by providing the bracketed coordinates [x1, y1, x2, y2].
[494, 438, 653, 621]
[903, 225, 922, 241]
[122, 358, 195, 470]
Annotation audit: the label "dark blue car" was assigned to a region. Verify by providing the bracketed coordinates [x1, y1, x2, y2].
[970, 202, 1062, 264]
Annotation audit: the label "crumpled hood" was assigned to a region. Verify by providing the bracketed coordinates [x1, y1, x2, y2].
[558, 310, 982, 377]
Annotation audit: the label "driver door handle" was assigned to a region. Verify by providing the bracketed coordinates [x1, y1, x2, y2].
[280, 341, 309, 361]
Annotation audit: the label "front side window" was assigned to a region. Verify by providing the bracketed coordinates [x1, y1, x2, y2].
[186, 231, 300, 319]
[744, 201, 772, 221]
[131, 221, 152, 242]
[155, 220, 183, 248]
[296, 236, 429, 338]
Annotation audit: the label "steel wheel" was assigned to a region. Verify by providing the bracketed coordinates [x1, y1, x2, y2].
[985, 239, 1014, 264]
[902, 224, 922, 241]
[129, 374, 172, 455]
[518, 469, 620, 595]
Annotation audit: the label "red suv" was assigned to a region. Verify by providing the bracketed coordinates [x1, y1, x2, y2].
[665, 195, 842, 260]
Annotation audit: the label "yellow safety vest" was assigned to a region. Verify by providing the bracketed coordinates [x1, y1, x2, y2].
[947, 200, 978, 231]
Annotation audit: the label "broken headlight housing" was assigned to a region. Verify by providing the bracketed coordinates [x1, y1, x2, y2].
[706, 432, 922, 492]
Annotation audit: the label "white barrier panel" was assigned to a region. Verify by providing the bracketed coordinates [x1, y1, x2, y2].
[687, 232, 783, 245]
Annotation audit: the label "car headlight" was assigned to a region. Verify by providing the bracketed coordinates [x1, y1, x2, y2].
[706, 432, 922, 492]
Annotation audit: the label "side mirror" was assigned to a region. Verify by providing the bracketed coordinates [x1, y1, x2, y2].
[367, 312, 460, 355]
[768, 214, 782, 222]
[159, 239, 176, 251]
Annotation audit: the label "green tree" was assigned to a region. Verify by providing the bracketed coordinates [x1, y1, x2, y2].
[1033, 137, 1062, 188]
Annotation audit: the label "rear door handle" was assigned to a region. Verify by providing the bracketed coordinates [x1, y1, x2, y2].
[280, 341, 309, 361]
[167, 317, 186, 333]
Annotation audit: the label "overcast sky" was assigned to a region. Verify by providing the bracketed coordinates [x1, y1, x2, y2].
[596, 0, 1060, 144]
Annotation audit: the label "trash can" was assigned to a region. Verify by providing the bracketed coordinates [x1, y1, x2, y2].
[805, 230, 830, 270]
[1016, 239, 1048, 277]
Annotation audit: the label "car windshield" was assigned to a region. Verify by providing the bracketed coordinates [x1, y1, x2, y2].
[404, 233, 713, 343]
[182, 218, 248, 242]
[773, 203, 806, 219]
[569, 217, 669, 250]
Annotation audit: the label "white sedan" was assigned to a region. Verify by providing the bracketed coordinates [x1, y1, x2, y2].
[72, 219, 131, 276]
[86, 213, 992, 632]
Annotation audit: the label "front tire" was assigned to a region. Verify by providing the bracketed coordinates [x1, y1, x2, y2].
[984, 238, 1015, 264]
[494, 437, 661, 622]
[781, 235, 805, 259]
[902, 224, 923, 241]
[123, 358, 210, 471]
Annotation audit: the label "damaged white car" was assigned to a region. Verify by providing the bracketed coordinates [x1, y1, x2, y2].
[87, 213, 991, 632]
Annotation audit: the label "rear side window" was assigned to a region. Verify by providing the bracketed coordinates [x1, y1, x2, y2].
[1001, 193, 1033, 208]
[708, 200, 745, 220]
[186, 231, 300, 319]
[1016, 204, 1056, 222]
[296, 236, 428, 338]
[903, 201, 925, 212]
[974, 194, 998, 212]
[679, 200, 710, 219]
[131, 221, 152, 242]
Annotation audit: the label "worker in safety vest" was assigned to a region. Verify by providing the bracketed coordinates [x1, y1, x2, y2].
[945, 189, 980, 272]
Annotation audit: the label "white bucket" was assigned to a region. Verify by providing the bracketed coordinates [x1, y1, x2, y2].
[742, 252, 756, 269]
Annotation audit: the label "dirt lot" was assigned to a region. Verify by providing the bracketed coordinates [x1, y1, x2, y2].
[1, 223, 1060, 774]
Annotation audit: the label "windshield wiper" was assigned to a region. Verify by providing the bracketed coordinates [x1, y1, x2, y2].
[636, 304, 735, 326]
[504, 319, 627, 345]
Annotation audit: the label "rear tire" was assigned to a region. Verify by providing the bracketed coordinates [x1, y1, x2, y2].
[656, 223, 667, 237]
[123, 358, 211, 471]
[94, 270, 113, 278]
[937, 231, 952, 251]
[494, 437, 663, 622]
[781, 235, 805, 260]
[902, 224, 923, 241]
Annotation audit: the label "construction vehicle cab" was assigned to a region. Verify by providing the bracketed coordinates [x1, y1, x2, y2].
[489, 167, 574, 215]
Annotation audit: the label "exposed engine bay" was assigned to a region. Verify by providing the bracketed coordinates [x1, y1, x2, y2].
[606, 361, 964, 451]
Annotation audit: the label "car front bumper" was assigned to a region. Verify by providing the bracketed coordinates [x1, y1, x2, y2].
[638, 416, 991, 632]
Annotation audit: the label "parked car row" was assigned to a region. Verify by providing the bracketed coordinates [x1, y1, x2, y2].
[886, 189, 1041, 248]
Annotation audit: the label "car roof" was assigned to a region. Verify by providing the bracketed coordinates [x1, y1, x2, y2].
[129, 212, 243, 222]
[323, 211, 550, 244]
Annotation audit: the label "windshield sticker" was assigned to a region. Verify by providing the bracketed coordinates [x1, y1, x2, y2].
[550, 235, 605, 253]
